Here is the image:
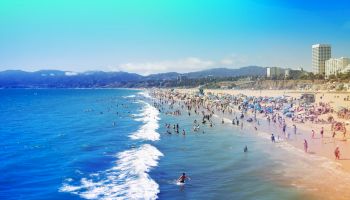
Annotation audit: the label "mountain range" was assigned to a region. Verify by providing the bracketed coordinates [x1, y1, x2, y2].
[0, 66, 266, 88]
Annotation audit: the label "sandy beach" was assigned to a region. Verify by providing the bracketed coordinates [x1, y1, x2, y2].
[174, 88, 350, 171]
[148, 88, 350, 199]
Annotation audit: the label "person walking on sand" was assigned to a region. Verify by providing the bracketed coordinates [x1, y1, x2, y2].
[293, 124, 297, 135]
[304, 139, 308, 153]
[335, 146, 340, 160]
[311, 130, 315, 139]
[320, 127, 324, 138]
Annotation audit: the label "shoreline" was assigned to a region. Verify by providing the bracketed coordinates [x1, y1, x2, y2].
[174, 88, 350, 172]
[150, 87, 350, 199]
[203, 89, 350, 171]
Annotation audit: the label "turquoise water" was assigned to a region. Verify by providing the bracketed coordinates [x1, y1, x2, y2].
[0, 89, 328, 199]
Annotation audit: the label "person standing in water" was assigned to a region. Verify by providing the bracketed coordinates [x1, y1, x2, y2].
[178, 173, 190, 183]
[244, 145, 248, 152]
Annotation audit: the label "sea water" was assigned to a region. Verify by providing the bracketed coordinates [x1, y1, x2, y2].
[0, 89, 347, 200]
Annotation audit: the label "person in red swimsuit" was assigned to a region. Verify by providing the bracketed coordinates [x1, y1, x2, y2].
[178, 173, 190, 183]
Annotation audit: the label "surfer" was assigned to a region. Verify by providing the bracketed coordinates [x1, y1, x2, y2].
[177, 173, 190, 183]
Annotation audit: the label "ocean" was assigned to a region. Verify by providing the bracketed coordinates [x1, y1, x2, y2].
[0, 89, 348, 200]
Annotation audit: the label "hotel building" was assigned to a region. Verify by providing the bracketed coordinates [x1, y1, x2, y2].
[325, 57, 350, 78]
[312, 44, 331, 75]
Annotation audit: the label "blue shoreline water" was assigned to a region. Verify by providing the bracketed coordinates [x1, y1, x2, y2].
[0, 89, 317, 199]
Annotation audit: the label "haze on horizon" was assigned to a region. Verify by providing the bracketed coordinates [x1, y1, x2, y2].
[0, 0, 349, 75]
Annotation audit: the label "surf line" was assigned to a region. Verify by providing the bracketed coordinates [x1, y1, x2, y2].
[60, 92, 163, 200]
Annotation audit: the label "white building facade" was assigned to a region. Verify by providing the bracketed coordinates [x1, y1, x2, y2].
[312, 44, 331, 75]
[325, 57, 350, 78]
[266, 67, 284, 78]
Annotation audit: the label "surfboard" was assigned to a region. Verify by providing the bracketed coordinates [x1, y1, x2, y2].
[176, 181, 185, 186]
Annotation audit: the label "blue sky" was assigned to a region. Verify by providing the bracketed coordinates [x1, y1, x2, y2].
[0, 0, 349, 74]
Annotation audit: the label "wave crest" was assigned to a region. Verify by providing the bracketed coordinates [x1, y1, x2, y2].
[60, 144, 163, 200]
[130, 101, 160, 141]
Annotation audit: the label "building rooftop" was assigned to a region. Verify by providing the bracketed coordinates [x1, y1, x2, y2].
[312, 44, 331, 48]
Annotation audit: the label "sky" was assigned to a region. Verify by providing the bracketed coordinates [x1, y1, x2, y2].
[0, 0, 349, 75]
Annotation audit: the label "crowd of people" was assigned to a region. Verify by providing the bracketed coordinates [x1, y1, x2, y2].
[150, 89, 348, 161]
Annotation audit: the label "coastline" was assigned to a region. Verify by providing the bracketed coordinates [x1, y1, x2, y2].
[147, 87, 350, 199]
[174, 88, 350, 172]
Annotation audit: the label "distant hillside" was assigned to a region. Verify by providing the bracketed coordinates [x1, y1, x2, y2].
[146, 66, 266, 80]
[185, 66, 265, 78]
[0, 66, 266, 88]
[0, 70, 142, 88]
[145, 72, 180, 80]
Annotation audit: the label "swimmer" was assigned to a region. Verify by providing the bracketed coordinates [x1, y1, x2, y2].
[177, 173, 190, 183]
[244, 145, 248, 152]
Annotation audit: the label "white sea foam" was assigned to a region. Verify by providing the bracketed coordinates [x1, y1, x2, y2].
[61, 94, 163, 199]
[123, 95, 136, 98]
[129, 101, 160, 141]
[138, 91, 151, 99]
[60, 144, 163, 200]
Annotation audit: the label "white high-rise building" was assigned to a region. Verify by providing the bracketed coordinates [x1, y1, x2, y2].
[325, 57, 350, 78]
[266, 67, 284, 78]
[312, 44, 331, 75]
